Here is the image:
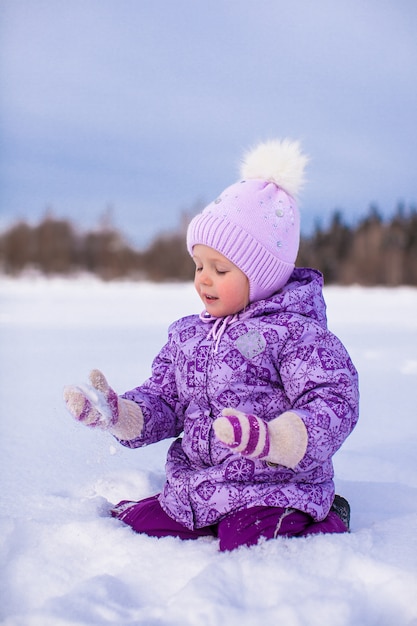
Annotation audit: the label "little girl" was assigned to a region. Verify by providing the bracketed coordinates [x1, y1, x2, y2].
[64, 139, 359, 551]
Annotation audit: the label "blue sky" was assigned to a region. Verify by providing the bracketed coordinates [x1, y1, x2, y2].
[1, 0, 416, 247]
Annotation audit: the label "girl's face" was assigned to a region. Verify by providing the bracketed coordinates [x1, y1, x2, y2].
[192, 244, 250, 317]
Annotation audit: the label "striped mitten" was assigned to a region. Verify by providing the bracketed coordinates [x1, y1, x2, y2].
[213, 407, 308, 469]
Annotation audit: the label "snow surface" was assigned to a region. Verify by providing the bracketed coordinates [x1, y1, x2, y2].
[1, 276, 417, 626]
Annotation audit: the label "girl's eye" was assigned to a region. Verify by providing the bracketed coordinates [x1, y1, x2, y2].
[215, 268, 228, 275]
[195, 266, 203, 273]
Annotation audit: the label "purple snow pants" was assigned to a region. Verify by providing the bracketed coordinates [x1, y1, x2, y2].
[111, 494, 347, 551]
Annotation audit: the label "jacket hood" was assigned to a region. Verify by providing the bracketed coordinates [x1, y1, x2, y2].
[199, 267, 328, 348]
[246, 267, 328, 328]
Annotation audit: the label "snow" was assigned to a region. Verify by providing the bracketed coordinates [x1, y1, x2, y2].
[1, 276, 417, 626]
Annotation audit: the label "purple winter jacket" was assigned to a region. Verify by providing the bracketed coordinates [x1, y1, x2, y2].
[120, 268, 359, 530]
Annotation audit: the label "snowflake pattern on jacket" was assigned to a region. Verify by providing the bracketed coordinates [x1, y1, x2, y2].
[120, 268, 359, 530]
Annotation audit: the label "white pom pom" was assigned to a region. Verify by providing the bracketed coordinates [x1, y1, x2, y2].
[240, 139, 309, 198]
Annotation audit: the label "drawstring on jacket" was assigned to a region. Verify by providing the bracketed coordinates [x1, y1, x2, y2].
[200, 312, 238, 352]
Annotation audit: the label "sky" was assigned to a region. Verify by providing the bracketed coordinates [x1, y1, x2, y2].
[1, 0, 416, 248]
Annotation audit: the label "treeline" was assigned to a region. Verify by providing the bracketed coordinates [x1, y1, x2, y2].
[0, 212, 195, 281]
[297, 204, 417, 286]
[0, 204, 416, 285]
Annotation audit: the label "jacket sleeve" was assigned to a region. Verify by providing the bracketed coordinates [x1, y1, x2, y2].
[116, 329, 185, 449]
[278, 319, 359, 466]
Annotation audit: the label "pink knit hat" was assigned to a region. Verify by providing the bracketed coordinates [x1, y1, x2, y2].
[186, 139, 308, 303]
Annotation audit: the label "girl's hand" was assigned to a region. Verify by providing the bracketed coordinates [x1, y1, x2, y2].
[63, 369, 120, 429]
[213, 407, 308, 469]
[213, 408, 270, 458]
[63, 370, 144, 440]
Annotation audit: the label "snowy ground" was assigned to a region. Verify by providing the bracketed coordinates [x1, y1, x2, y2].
[1, 276, 417, 626]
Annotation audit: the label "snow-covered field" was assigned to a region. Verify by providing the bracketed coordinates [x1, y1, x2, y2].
[1, 276, 417, 626]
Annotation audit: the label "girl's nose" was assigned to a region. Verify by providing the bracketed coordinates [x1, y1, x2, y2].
[199, 269, 212, 285]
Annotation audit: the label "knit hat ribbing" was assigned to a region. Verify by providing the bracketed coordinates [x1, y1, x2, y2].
[186, 139, 308, 303]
